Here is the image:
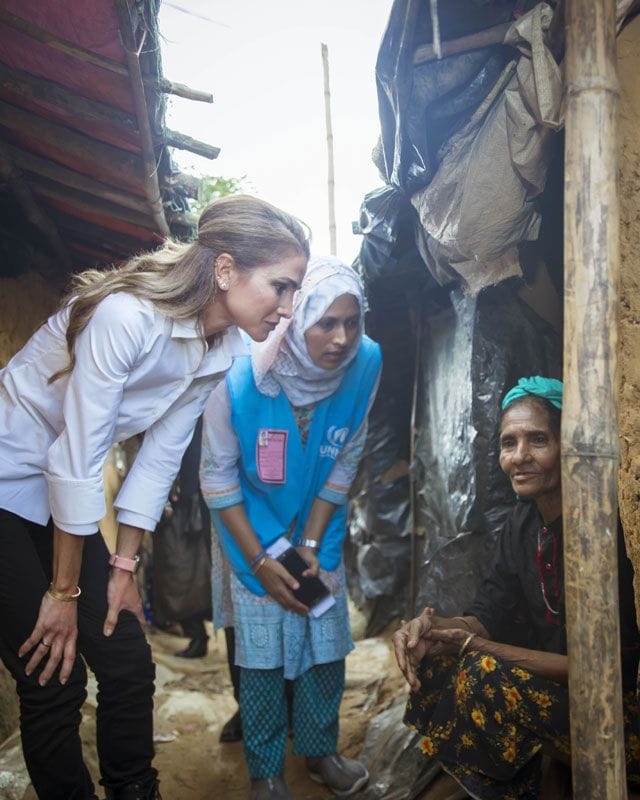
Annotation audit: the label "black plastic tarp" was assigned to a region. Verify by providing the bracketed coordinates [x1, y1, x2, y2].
[413, 282, 561, 615]
[349, 1, 564, 636]
[347, 274, 561, 633]
[361, 0, 562, 293]
[376, 0, 518, 195]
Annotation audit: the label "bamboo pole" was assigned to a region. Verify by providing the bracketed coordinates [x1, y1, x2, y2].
[0, 63, 220, 162]
[413, 21, 512, 65]
[408, 312, 423, 615]
[164, 129, 220, 160]
[114, 0, 170, 237]
[0, 8, 213, 103]
[562, 1, 625, 797]
[159, 81, 212, 104]
[321, 43, 337, 256]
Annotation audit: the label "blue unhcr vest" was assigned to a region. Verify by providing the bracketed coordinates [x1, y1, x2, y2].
[213, 336, 381, 595]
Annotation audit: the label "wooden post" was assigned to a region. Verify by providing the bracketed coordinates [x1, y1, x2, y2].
[163, 129, 220, 160]
[114, 0, 170, 237]
[409, 312, 423, 614]
[321, 43, 337, 256]
[562, 1, 625, 797]
[413, 21, 512, 65]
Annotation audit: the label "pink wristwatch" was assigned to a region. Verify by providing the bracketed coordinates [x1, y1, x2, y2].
[108, 553, 140, 573]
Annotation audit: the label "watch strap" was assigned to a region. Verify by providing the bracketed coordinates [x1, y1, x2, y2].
[109, 553, 140, 573]
[300, 538, 320, 550]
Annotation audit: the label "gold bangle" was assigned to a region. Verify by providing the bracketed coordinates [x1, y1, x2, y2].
[47, 583, 81, 602]
[253, 555, 269, 575]
[458, 633, 476, 658]
[451, 616, 472, 631]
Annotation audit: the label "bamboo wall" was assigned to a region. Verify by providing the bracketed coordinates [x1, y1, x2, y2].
[617, 15, 640, 614]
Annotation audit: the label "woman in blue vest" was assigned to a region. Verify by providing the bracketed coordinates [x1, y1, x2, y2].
[201, 257, 381, 800]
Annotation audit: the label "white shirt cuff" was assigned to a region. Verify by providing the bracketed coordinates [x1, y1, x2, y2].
[115, 465, 170, 531]
[116, 509, 158, 533]
[46, 473, 106, 535]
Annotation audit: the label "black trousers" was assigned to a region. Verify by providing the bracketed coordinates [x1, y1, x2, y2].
[181, 613, 208, 641]
[0, 509, 157, 800]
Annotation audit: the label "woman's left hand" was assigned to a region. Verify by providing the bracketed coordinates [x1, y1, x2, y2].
[103, 568, 146, 637]
[296, 545, 320, 577]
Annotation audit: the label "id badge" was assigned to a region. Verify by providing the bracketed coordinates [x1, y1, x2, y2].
[256, 428, 288, 483]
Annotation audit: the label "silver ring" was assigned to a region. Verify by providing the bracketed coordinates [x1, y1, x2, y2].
[40, 640, 51, 649]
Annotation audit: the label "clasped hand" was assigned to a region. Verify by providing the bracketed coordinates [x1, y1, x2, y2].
[393, 607, 476, 692]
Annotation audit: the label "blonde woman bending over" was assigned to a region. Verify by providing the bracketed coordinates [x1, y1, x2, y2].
[0, 195, 309, 800]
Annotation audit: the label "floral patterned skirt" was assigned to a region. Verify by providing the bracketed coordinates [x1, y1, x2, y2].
[404, 652, 640, 800]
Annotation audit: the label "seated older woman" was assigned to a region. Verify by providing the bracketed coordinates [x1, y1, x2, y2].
[393, 376, 640, 799]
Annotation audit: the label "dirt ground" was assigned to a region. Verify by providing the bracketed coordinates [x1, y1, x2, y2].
[0, 620, 406, 800]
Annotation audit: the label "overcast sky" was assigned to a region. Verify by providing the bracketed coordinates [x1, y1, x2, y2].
[158, 0, 392, 264]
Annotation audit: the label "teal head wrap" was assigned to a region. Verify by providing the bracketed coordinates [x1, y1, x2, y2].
[501, 376, 563, 411]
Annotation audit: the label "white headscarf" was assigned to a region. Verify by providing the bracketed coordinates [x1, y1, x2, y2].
[251, 256, 365, 406]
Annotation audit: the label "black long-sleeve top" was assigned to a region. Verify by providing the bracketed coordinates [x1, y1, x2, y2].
[467, 501, 640, 691]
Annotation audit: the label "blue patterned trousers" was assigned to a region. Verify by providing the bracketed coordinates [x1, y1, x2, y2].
[240, 659, 345, 779]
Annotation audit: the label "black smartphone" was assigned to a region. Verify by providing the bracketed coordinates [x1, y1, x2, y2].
[276, 547, 331, 608]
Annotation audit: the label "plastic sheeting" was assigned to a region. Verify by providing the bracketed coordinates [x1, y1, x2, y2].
[375, 0, 517, 195]
[411, 3, 563, 293]
[348, 281, 561, 800]
[360, 0, 522, 289]
[360, 0, 565, 294]
[346, 392, 413, 635]
[347, 231, 432, 635]
[348, 273, 561, 634]
[350, 0, 566, 639]
[359, 696, 440, 800]
[413, 282, 561, 615]
[357, 185, 417, 285]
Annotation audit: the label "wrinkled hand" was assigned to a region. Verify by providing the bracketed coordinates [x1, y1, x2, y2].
[19, 592, 78, 686]
[426, 626, 476, 657]
[296, 545, 320, 578]
[104, 569, 145, 637]
[392, 607, 438, 692]
[257, 558, 309, 615]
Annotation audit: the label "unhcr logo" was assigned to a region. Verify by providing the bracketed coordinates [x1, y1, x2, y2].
[320, 426, 350, 459]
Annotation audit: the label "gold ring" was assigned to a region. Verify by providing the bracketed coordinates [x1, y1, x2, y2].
[40, 640, 51, 649]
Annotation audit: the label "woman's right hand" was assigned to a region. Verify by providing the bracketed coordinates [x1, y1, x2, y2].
[19, 591, 78, 686]
[392, 607, 436, 692]
[257, 557, 309, 615]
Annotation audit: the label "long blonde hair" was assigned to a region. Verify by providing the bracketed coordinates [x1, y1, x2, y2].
[50, 195, 310, 382]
